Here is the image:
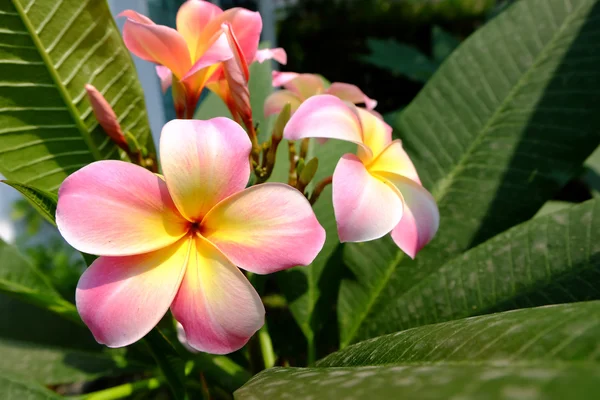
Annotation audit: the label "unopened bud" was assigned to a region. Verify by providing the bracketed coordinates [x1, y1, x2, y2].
[299, 157, 319, 188]
[85, 84, 127, 151]
[272, 103, 291, 143]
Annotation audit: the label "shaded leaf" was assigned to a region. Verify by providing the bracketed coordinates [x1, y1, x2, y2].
[0, 371, 62, 399]
[339, 0, 600, 347]
[0, 0, 151, 192]
[431, 25, 461, 62]
[360, 38, 437, 83]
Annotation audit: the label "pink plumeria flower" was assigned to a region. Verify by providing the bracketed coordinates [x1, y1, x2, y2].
[284, 95, 439, 258]
[56, 118, 325, 354]
[264, 71, 377, 117]
[120, 0, 262, 118]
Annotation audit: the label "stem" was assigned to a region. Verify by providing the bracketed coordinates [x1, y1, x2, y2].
[192, 353, 251, 392]
[309, 176, 333, 205]
[307, 336, 316, 366]
[258, 324, 276, 369]
[287, 142, 298, 187]
[74, 377, 162, 400]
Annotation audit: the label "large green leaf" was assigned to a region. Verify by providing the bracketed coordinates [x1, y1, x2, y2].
[338, 0, 600, 347]
[237, 302, 600, 399]
[0, 0, 151, 192]
[346, 199, 600, 333]
[0, 371, 62, 399]
[2, 180, 57, 225]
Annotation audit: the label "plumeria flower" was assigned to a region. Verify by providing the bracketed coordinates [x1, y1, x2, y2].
[56, 118, 325, 354]
[284, 95, 439, 258]
[120, 0, 262, 118]
[264, 71, 377, 117]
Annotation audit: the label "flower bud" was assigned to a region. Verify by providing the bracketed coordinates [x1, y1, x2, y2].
[85, 84, 127, 151]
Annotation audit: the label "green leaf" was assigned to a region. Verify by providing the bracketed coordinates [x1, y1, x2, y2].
[195, 45, 274, 142]
[338, 0, 600, 347]
[237, 302, 600, 399]
[0, 0, 151, 192]
[360, 38, 437, 83]
[144, 329, 188, 400]
[2, 180, 57, 225]
[0, 371, 62, 399]
[431, 25, 461, 62]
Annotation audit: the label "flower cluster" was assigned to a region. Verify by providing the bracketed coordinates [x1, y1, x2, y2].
[60, 0, 439, 354]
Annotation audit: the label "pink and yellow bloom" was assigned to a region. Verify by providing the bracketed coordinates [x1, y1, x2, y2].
[265, 71, 377, 117]
[120, 0, 262, 118]
[284, 95, 439, 258]
[56, 118, 325, 354]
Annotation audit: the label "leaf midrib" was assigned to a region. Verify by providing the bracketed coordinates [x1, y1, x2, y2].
[342, 0, 589, 347]
[11, 0, 102, 160]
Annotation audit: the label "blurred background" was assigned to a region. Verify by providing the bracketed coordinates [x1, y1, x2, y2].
[12, 0, 598, 303]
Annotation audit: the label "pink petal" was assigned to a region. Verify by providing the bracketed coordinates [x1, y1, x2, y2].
[201, 183, 325, 274]
[176, 0, 223, 60]
[171, 236, 264, 354]
[356, 107, 392, 161]
[159, 118, 251, 221]
[255, 48, 287, 65]
[76, 237, 191, 347]
[122, 18, 191, 79]
[326, 82, 377, 110]
[381, 173, 440, 259]
[272, 71, 299, 87]
[118, 10, 155, 25]
[221, 8, 262, 64]
[155, 65, 173, 93]
[56, 161, 189, 256]
[285, 74, 325, 99]
[264, 90, 302, 117]
[333, 154, 403, 242]
[367, 140, 421, 185]
[283, 95, 367, 152]
[181, 32, 233, 92]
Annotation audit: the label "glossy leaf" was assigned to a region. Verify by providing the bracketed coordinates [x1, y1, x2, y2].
[2, 181, 57, 226]
[237, 302, 600, 400]
[0, 0, 151, 192]
[339, 0, 600, 347]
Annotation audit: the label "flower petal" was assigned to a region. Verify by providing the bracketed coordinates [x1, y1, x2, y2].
[367, 140, 421, 185]
[356, 107, 392, 160]
[160, 118, 251, 221]
[285, 73, 325, 99]
[176, 0, 223, 60]
[272, 71, 299, 87]
[122, 18, 191, 79]
[220, 8, 262, 64]
[255, 48, 287, 64]
[76, 237, 191, 348]
[201, 183, 325, 274]
[380, 173, 440, 259]
[333, 154, 403, 242]
[156, 65, 173, 93]
[118, 10, 154, 25]
[56, 161, 189, 256]
[264, 89, 302, 117]
[326, 82, 377, 110]
[283, 95, 366, 149]
[180, 32, 233, 92]
[171, 236, 264, 354]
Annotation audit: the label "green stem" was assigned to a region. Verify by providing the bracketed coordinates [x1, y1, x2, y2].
[258, 324, 276, 369]
[192, 353, 251, 392]
[307, 336, 316, 366]
[73, 377, 162, 400]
